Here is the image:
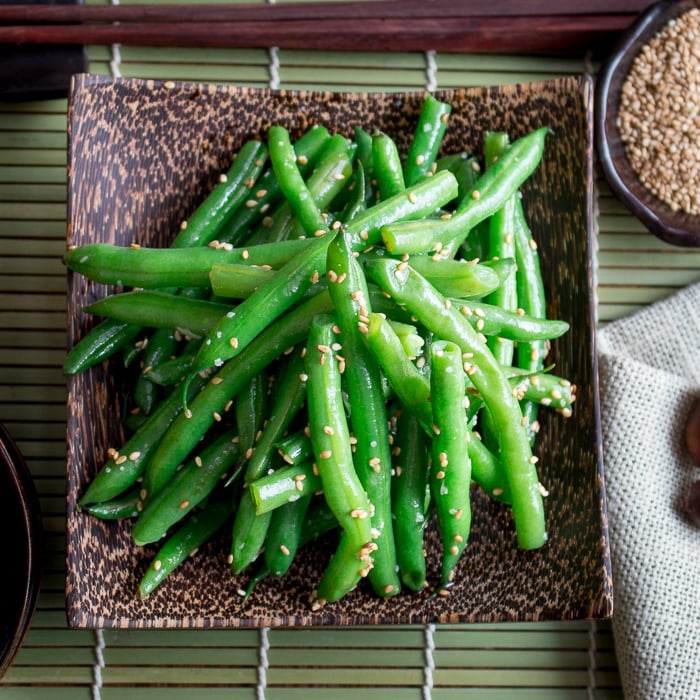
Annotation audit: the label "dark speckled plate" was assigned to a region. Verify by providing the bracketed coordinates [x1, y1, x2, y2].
[65, 73, 609, 629]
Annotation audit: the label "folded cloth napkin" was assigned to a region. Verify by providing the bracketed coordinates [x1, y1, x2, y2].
[598, 281, 700, 700]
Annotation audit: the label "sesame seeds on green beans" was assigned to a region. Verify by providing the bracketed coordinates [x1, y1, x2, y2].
[67, 100, 571, 606]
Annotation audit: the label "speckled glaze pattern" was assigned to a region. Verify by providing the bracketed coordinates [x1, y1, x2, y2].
[65, 73, 610, 629]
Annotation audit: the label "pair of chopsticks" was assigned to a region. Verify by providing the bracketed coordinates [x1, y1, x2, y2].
[0, 0, 652, 54]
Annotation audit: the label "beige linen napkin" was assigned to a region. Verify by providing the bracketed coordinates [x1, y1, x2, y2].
[597, 281, 700, 700]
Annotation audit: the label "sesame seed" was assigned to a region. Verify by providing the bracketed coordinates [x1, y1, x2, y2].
[229, 337, 239, 349]
[319, 450, 332, 459]
[408, 191, 418, 204]
[128, 451, 141, 461]
[213, 411, 222, 422]
[179, 500, 190, 509]
[471, 190, 481, 200]
[351, 508, 369, 519]
[195, 456, 203, 467]
[323, 425, 334, 435]
[280, 544, 290, 556]
[154, 560, 162, 571]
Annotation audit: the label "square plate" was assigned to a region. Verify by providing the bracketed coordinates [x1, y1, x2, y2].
[65, 73, 610, 628]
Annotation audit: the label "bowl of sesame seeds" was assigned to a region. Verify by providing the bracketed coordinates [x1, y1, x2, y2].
[596, 0, 700, 247]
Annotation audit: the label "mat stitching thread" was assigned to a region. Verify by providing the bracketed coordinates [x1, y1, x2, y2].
[425, 51, 438, 92]
[423, 622, 436, 700]
[269, 48, 281, 90]
[109, 0, 122, 78]
[257, 626, 270, 699]
[92, 628, 105, 700]
[267, 0, 280, 89]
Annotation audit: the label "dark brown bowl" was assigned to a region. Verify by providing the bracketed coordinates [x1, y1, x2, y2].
[0, 423, 42, 676]
[65, 73, 610, 628]
[595, 0, 700, 247]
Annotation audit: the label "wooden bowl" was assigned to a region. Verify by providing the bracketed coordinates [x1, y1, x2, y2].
[595, 0, 700, 247]
[0, 423, 42, 675]
[65, 73, 610, 628]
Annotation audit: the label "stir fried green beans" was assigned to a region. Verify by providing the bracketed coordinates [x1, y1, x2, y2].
[67, 97, 573, 606]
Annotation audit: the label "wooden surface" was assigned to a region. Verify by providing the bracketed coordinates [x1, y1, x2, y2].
[2, 0, 700, 696]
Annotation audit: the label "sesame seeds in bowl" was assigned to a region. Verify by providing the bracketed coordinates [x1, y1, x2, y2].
[595, 0, 700, 247]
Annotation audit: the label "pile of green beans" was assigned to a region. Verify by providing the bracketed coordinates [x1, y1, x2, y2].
[65, 95, 575, 606]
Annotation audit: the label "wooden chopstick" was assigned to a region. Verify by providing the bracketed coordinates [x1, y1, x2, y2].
[0, 0, 652, 54]
[0, 0, 654, 24]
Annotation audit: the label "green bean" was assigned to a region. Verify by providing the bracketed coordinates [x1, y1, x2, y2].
[268, 125, 330, 238]
[365, 258, 546, 551]
[344, 170, 458, 251]
[249, 136, 354, 244]
[83, 290, 231, 338]
[429, 340, 473, 586]
[143, 338, 202, 387]
[243, 349, 307, 484]
[326, 230, 401, 598]
[209, 263, 276, 299]
[453, 300, 569, 342]
[222, 125, 332, 245]
[170, 139, 268, 249]
[507, 367, 576, 416]
[276, 429, 314, 466]
[372, 129, 405, 199]
[132, 428, 241, 545]
[381, 128, 548, 256]
[339, 161, 369, 223]
[81, 486, 141, 520]
[210, 262, 329, 301]
[264, 493, 313, 577]
[133, 328, 179, 415]
[352, 126, 377, 205]
[230, 492, 272, 574]
[63, 238, 312, 290]
[512, 192, 548, 443]
[63, 318, 142, 375]
[248, 461, 322, 515]
[403, 94, 452, 186]
[482, 132, 518, 366]
[304, 314, 374, 605]
[138, 495, 234, 598]
[407, 255, 501, 299]
[236, 370, 269, 465]
[391, 409, 430, 592]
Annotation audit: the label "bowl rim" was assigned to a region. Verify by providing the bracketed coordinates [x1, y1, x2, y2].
[594, 0, 700, 247]
[0, 423, 42, 678]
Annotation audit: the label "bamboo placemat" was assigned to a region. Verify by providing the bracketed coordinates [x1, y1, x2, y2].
[3, 9, 700, 696]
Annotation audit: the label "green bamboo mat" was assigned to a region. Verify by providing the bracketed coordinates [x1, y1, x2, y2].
[3, 20, 700, 697]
